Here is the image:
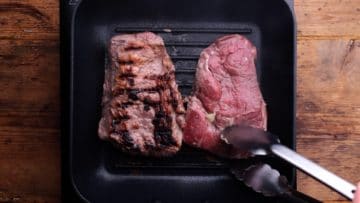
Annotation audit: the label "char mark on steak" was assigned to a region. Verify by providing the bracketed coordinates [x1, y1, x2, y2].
[98, 32, 185, 157]
[183, 34, 267, 158]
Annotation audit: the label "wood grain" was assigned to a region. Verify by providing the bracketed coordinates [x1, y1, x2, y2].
[0, 0, 359, 202]
[295, 0, 360, 38]
[0, 1, 58, 40]
[295, 0, 360, 201]
[296, 39, 360, 201]
[0, 0, 60, 202]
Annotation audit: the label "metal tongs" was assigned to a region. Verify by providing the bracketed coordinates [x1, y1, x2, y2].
[230, 161, 321, 203]
[221, 125, 356, 200]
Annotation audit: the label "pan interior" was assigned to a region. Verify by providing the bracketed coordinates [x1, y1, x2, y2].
[69, 0, 295, 202]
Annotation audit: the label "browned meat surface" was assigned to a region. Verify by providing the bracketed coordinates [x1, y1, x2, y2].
[98, 32, 185, 157]
[183, 34, 267, 158]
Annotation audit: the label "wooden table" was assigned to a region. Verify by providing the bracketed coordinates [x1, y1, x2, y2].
[0, 0, 359, 202]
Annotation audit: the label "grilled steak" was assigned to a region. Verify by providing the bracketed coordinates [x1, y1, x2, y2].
[98, 32, 185, 157]
[183, 35, 267, 158]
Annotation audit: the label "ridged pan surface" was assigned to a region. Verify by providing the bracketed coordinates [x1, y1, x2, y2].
[62, 0, 296, 202]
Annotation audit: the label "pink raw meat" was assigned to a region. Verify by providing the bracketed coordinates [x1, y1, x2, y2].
[183, 34, 267, 158]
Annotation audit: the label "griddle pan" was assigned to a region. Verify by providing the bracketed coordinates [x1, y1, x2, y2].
[61, 0, 296, 202]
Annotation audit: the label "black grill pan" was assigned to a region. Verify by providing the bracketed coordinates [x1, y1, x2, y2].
[61, 0, 296, 202]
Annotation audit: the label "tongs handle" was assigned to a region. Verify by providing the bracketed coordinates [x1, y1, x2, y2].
[270, 144, 356, 200]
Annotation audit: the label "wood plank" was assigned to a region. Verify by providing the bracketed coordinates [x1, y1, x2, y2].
[0, 38, 60, 201]
[0, 1, 58, 40]
[0, 40, 59, 102]
[0, 40, 60, 202]
[0, 150, 60, 203]
[296, 39, 360, 201]
[0, 41, 60, 201]
[0, 0, 60, 201]
[295, 0, 360, 38]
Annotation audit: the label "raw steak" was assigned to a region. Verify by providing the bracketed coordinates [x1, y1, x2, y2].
[183, 34, 267, 158]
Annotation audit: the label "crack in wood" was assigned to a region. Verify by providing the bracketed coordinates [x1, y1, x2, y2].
[339, 39, 356, 72]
